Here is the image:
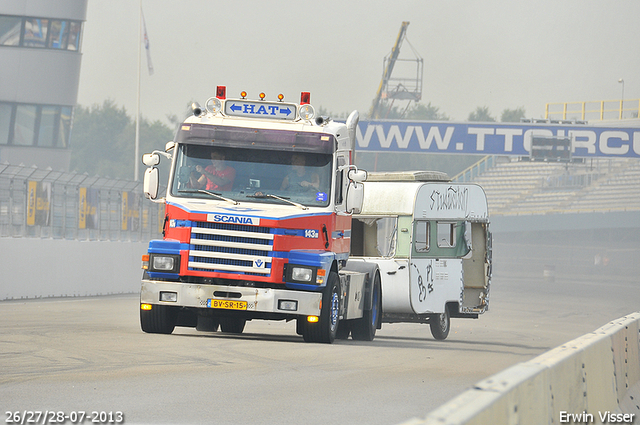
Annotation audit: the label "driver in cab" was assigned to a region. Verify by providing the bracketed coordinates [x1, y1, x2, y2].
[280, 153, 319, 192]
[195, 151, 235, 191]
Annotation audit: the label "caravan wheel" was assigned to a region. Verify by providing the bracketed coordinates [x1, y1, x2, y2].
[429, 309, 450, 340]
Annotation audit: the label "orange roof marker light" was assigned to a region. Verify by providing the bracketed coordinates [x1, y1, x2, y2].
[277, 93, 284, 102]
[240, 91, 247, 99]
[259, 92, 266, 100]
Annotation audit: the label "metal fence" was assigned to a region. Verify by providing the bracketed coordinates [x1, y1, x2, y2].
[0, 163, 164, 241]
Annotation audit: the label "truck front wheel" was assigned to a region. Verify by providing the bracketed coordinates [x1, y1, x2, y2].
[140, 304, 178, 334]
[302, 271, 340, 344]
[219, 317, 246, 334]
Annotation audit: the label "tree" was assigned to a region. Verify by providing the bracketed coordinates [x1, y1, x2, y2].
[405, 102, 449, 121]
[467, 106, 495, 122]
[70, 99, 173, 181]
[501, 107, 526, 122]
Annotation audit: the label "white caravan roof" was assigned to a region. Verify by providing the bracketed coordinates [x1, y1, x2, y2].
[358, 178, 488, 222]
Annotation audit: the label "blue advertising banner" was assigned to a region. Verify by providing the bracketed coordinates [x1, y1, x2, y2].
[356, 120, 640, 158]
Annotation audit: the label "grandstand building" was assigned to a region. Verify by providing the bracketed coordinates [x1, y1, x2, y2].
[0, 0, 87, 170]
[455, 150, 640, 284]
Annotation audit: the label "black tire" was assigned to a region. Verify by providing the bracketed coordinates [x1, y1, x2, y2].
[430, 308, 451, 340]
[140, 304, 178, 334]
[196, 315, 220, 332]
[302, 271, 340, 343]
[351, 272, 381, 341]
[336, 322, 351, 340]
[296, 318, 306, 335]
[219, 317, 246, 334]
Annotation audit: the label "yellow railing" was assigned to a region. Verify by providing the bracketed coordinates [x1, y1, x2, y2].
[545, 99, 640, 121]
[452, 155, 495, 182]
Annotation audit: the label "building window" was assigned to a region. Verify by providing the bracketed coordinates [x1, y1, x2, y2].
[23, 18, 48, 48]
[67, 22, 82, 51]
[58, 106, 72, 148]
[37, 106, 58, 147]
[0, 102, 72, 148]
[48, 20, 69, 49]
[13, 105, 37, 145]
[0, 15, 82, 51]
[0, 103, 12, 144]
[0, 15, 22, 46]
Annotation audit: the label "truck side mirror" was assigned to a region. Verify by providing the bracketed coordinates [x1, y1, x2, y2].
[346, 181, 364, 214]
[348, 168, 367, 183]
[143, 167, 159, 199]
[142, 153, 160, 167]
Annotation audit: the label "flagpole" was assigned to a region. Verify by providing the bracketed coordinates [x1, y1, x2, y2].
[134, 0, 142, 181]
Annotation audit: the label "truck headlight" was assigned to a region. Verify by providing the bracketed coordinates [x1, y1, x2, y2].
[149, 254, 180, 273]
[292, 266, 313, 282]
[286, 265, 319, 284]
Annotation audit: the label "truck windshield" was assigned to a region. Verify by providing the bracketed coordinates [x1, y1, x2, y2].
[170, 144, 333, 207]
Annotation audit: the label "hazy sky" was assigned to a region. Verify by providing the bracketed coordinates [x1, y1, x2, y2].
[76, 0, 640, 125]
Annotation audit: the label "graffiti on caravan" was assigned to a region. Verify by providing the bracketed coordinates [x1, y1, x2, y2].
[355, 121, 640, 158]
[430, 186, 469, 212]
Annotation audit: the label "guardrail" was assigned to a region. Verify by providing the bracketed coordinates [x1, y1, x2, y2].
[452, 155, 496, 183]
[0, 163, 164, 241]
[545, 99, 640, 121]
[401, 312, 640, 425]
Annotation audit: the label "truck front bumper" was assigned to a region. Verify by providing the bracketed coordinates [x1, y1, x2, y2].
[141, 279, 322, 316]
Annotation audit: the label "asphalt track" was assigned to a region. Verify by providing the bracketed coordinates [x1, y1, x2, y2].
[1, 267, 638, 425]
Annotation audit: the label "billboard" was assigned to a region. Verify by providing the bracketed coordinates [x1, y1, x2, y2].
[530, 136, 572, 162]
[26, 181, 51, 226]
[78, 187, 99, 230]
[356, 120, 640, 158]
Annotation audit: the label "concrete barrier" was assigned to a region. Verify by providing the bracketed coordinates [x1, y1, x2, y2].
[402, 313, 640, 425]
[0, 238, 148, 300]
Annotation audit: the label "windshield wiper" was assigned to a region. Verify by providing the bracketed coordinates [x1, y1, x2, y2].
[178, 189, 238, 205]
[247, 193, 308, 210]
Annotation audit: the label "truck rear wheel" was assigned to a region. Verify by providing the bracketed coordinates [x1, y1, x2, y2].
[351, 272, 381, 341]
[219, 317, 246, 334]
[429, 308, 450, 340]
[196, 315, 220, 332]
[140, 304, 178, 334]
[302, 271, 340, 344]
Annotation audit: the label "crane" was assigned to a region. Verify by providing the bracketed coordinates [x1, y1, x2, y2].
[369, 21, 423, 119]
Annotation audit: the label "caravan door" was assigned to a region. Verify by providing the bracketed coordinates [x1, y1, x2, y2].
[409, 220, 464, 315]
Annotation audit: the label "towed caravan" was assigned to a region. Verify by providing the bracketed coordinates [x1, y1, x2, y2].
[346, 171, 492, 340]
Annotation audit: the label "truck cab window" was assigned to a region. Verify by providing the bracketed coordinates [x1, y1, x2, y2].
[334, 169, 343, 205]
[170, 144, 332, 207]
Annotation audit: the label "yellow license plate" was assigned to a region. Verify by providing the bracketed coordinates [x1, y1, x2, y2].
[208, 299, 247, 310]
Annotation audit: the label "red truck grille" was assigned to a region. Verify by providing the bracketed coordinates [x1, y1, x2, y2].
[188, 221, 273, 275]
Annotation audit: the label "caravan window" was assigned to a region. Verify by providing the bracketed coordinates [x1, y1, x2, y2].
[375, 217, 397, 257]
[414, 220, 429, 252]
[351, 217, 397, 257]
[437, 222, 456, 248]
